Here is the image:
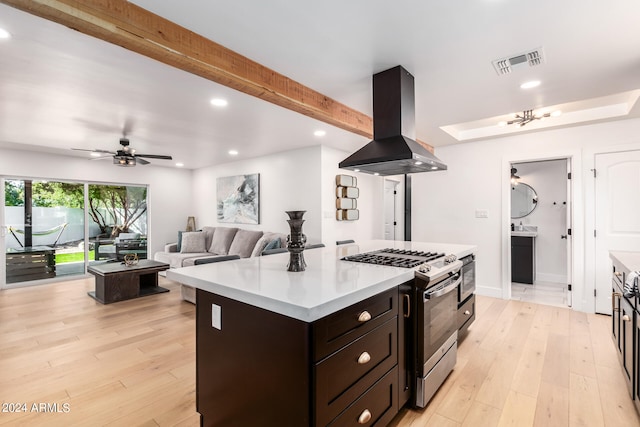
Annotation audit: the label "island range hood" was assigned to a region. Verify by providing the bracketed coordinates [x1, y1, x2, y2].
[339, 65, 447, 175]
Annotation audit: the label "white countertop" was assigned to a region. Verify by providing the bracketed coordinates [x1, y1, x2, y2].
[610, 251, 640, 272]
[167, 240, 476, 322]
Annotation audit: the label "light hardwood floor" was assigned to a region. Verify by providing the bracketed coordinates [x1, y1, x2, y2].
[1, 277, 638, 427]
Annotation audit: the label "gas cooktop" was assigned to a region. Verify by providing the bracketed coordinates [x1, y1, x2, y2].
[341, 248, 446, 268]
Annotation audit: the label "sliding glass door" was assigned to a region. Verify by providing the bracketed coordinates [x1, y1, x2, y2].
[4, 178, 85, 284]
[2, 177, 148, 287]
[89, 184, 148, 263]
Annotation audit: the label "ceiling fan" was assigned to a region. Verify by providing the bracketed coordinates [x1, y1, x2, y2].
[72, 137, 173, 167]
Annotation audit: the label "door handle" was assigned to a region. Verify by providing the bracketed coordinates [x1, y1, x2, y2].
[561, 235, 567, 239]
[403, 294, 411, 318]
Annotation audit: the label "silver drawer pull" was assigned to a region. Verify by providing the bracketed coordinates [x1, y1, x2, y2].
[464, 310, 471, 316]
[358, 409, 372, 424]
[358, 311, 372, 322]
[623, 314, 631, 322]
[357, 351, 371, 365]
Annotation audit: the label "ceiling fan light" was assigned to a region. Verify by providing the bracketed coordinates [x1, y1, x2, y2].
[90, 152, 101, 157]
[114, 156, 136, 167]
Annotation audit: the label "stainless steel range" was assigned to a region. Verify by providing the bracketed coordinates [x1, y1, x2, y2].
[342, 248, 462, 408]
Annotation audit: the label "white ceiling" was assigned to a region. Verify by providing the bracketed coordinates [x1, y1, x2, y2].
[1, 0, 640, 169]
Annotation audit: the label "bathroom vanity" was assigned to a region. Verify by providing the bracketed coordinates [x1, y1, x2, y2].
[511, 231, 537, 284]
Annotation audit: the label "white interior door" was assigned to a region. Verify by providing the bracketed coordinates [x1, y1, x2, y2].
[594, 150, 640, 314]
[384, 180, 398, 240]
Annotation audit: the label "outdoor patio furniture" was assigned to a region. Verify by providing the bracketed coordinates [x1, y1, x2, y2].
[6, 246, 56, 283]
[95, 232, 147, 261]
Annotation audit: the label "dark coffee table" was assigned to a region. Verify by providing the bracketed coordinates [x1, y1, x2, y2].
[88, 259, 170, 304]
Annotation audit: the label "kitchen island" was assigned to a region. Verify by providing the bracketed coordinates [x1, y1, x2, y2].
[168, 240, 475, 427]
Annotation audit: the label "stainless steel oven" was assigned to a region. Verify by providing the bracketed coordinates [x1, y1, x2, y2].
[341, 248, 464, 408]
[413, 264, 461, 407]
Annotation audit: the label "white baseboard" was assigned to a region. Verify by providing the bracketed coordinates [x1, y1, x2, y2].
[476, 285, 504, 299]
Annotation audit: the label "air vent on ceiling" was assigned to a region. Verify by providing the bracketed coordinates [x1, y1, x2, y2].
[492, 47, 545, 75]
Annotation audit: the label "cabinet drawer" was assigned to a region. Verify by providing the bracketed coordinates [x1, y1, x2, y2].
[314, 288, 397, 360]
[458, 294, 476, 334]
[326, 367, 398, 427]
[315, 318, 397, 426]
[612, 264, 624, 288]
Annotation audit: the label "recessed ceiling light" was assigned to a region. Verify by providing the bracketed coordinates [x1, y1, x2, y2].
[210, 98, 228, 107]
[314, 130, 326, 137]
[520, 80, 541, 89]
[176, 162, 184, 167]
[353, 169, 360, 172]
[90, 152, 101, 157]
[0, 28, 11, 39]
[415, 161, 423, 165]
[551, 110, 562, 117]
[430, 166, 438, 170]
[374, 172, 380, 176]
[228, 150, 239, 156]
[498, 121, 508, 127]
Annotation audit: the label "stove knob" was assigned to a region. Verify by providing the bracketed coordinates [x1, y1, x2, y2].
[444, 254, 457, 264]
[418, 264, 431, 273]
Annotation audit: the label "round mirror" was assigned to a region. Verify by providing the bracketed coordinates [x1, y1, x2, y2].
[511, 183, 538, 218]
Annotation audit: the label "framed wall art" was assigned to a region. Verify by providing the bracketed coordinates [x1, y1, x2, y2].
[216, 174, 260, 224]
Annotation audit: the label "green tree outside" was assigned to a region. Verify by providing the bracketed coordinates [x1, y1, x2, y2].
[4, 180, 147, 237]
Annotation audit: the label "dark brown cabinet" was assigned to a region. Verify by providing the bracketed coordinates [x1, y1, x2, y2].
[195, 286, 403, 427]
[511, 236, 535, 284]
[611, 259, 635, 400]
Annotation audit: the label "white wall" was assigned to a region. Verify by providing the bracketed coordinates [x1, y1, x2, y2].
[0, 148, 193, 257]
[192, 146, 322, 241]
[191, 145, 384, 247]
[320, 146, 384, 245]
[513, 159, 568, 283]
[412, 118, 640, 312]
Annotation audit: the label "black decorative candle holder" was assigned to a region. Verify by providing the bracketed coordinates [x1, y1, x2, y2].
[285, 210, 307, 272]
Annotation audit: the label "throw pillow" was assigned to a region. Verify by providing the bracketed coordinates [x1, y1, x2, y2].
[263, 238, 281, 251]
[228, 229, 264, 258]
[209, 227, 239, 255]
[251, 235, 270, 257]
[180, 231, 207, 253]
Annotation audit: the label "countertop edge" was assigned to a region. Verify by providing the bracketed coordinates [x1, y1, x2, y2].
[167, 268, 414, 322]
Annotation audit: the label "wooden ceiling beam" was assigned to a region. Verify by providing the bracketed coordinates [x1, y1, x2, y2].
[1, 0, 434, 152]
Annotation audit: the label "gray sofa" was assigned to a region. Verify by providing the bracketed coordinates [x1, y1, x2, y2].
[154, 226, 286, 303]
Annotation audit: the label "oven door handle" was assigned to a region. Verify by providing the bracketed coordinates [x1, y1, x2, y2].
[424, 276, 462, 300]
